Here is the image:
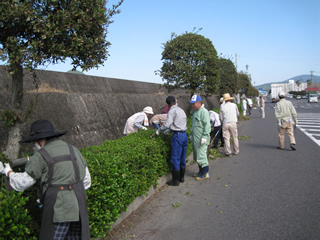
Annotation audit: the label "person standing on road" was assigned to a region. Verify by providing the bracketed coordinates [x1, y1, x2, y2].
[242, 97, 247, 116]
[123, 106, 154, 135]
[189, 95, 211, 181]
[0, 120, 91, 240]
[275, 91, 297, 150]
[219, 97, 225, 148]
[256, 96, 260, 107]
[209, 110, 223, 148]
[260, 96, 265, 118]
[156, 96, 188, 186]
[220, 93, 240, 157]
[247, 97, 253, 115]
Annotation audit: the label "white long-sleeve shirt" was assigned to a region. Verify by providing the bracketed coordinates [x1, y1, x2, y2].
[9, 167, 91, 192]
[209, 110, 221, 127]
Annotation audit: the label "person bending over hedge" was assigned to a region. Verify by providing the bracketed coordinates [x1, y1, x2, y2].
[0, 120, 91, 240]
[123, 106, 154, 135]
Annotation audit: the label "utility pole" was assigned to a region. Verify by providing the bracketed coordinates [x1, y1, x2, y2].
[235, 53, 238, 72]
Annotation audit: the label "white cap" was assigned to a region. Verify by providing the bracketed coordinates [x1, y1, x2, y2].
[220, 97, 224, 103]
[278, 91, 285, 97]
[143, 106, 154, 114]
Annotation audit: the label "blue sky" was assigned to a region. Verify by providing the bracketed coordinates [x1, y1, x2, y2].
[10, 0, 320, 85]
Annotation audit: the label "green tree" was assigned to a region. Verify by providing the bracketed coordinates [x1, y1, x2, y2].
[307, 79, 312, 87]
[157, 32, 220, 96]
[296, 80, 302, 91]
[218, 58, 238, 95]
[238, 71, 250, 95]
[0, 0, 123, 159]
[238, 71, 258, 97]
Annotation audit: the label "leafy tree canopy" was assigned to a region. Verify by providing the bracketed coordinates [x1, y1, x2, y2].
[157, 31, 220, 96]
[0, 0, 123, 73]
[219, 58, 238, 95]
[238, 71, 258, 97]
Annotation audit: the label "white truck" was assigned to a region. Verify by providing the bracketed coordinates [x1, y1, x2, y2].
[308, 91, 318, 103]
[271, 85, 283, 100]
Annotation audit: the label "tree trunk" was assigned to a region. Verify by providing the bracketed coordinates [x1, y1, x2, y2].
[5, 121, 23, 161]
[4, 64, 24, 160]
[11, 64, 24, 108]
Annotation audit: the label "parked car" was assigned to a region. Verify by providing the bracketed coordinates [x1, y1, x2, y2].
[296, 95, 301, 100]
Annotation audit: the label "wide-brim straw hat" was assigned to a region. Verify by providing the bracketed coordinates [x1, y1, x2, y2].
[20, 120, 67, 143]
[223, 93, 234, 101]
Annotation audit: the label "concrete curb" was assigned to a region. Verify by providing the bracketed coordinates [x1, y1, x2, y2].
[110, 154, 194, 230]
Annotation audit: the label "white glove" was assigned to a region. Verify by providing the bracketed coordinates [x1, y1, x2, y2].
[4, 163, 12, 177]
[278, 123, 282, 128]
[141, 126, 147, 130]
[201, 138, 207, 145]
[0, 162, 4, 175]
[156, 130, 160, 135]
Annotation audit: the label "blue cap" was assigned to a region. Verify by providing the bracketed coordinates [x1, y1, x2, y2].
[189, 95, 202, 103]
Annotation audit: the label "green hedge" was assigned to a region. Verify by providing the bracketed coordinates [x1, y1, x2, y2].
[82, 130, 172, 237]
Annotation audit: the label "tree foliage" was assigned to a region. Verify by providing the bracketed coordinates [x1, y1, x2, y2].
[218, 58, 238, 95]
[0, 0, 123, 72]
[0, 0, 123, 107]
[238, 71, 258, 97]
[157, 32, 220, 96]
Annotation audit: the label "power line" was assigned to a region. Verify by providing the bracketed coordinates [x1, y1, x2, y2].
[238, 55, 320, 62]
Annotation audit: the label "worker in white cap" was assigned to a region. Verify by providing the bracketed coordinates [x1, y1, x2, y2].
[123, 106, 154, 135]
[275, 91, 297, 150]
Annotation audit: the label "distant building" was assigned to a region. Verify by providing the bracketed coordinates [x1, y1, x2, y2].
[271, 80, 307, 97]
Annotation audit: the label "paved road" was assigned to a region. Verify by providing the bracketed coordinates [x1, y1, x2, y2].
[106, 100, 320, 240]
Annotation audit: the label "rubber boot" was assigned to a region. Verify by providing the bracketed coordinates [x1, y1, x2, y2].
[167, 170, 180, 186]
[180, 168, 185, 183]
[192, 164, 202, 177]
[196, 166, 209, 181]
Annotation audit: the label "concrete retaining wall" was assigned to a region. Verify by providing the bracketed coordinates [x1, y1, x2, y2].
[0, 66, 220, 150]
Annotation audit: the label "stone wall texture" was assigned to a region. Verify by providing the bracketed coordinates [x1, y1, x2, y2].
[0, 66, 220, 150]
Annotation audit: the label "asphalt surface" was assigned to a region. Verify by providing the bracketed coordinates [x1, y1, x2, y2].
[105, 100, 320, 240]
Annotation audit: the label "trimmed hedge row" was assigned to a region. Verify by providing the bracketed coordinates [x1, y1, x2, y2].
[82, 130, 174, 237]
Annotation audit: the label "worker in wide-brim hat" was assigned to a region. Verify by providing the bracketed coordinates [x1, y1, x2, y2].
[220, 93, 240, 157]
[123, 106, 154, 135]
[0, 119, 91, 240]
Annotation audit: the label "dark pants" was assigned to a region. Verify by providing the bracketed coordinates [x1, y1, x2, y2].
[171, 131, 188, 170]
[211, 126, 224, 147]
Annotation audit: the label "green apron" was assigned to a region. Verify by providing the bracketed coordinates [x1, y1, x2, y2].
[38, 144, 90, 240]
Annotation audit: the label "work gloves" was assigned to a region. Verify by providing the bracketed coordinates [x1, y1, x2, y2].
[201, 138, 207, 145]
[156, 129, 171, 136]
[164, 129, 171, 135]
[278, 123, 282, 128]
[0, 162, 12, 176]
[0, 162, 4, 175]
[141, 126, 147, 130]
